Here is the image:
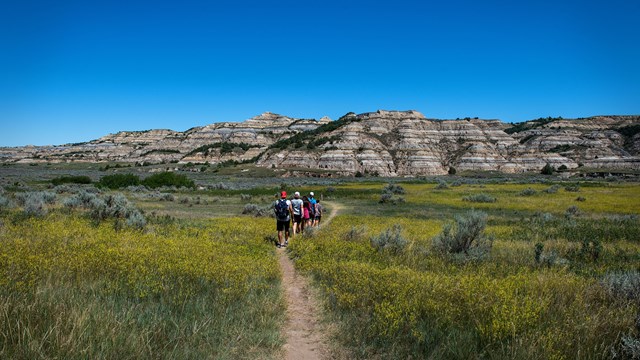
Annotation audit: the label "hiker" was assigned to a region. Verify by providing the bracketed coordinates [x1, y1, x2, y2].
[301, 196, 310, 233]
[308, 192, 317, 226]
[314, 199, 323, 226]
[273, 191, 292, 248]
[291, 191, 304, 236]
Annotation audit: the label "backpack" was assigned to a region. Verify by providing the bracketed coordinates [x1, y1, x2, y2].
[275, 199, 289, 221]
[309, 198, 316, 217]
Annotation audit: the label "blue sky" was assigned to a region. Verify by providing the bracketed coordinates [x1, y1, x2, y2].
[1, 0, 639, 146]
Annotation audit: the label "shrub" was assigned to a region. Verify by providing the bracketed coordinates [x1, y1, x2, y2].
[601, 271, 640, 303]
[448, 166, 457, 175]
[343, 226, 367, 241]
[370, 225, 407, 255]
[242, 204, 269, 217]
[125, 209, 146, 230]
[543, 184, 561, 194]
[0, 194, 13, 211]
[383, 183, 405, 195]
[541, 163, 555, 175]
[565, 185, 580, 192]
[126, 185, 148, 192]
[435, 179, 449, 190]
[142, 172, 195, 189]
[379, 193, 393, 203]
[575, 196, 586, 202]
[565, 205, 580, 217]
[98, 174, 140, 189]
[64, 191, 146, 229]
[379, 193, 405, 204]
[240, 194, 252, 201]
[51, 175, 92, 186]
[519, 188, 537, 196]
[618, 335, 640, 360]
[432, 210, 493, 260]
[23, 194, 47, 217]
[160, 193, 175, 201]
[462, 193, 496, 203]
[211, 182, 229, 190]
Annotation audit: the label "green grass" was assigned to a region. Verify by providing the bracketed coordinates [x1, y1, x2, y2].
[0, 213, 284, 359]
[287, 181, 640, 359]
[1, 173, 639, 359]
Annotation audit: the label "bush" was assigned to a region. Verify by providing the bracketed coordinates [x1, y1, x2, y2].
[240, 194, 252, 201]
[242, 204, 269, 217]
[575, 196, 586, 202]
[432, 210, 493, 260]
[462, 193, 496, 203]
[601, 271, 640, 303]
[142, 172, 195, 189]
[435, 179, 449, 190]
[23, 193, 48, 217]
[125, 209, 146, 230]
[0, 194, 14, 211]
[565, 185, 580, 192]
[379, 193, 405, 204]
[98, 174, 141, 189]
[519, 188, 537, 196]
[160, 193, 175, 201]
[370, 225, 407, 255]
[64, 191, 146, 229]
[565, 205, 580, 217]
[51, 175, 92, 186]
[618, 335, 640, 360]
[383, 183, 405, 195]
[448, 166, 457, 175]
[343, 226, 367, 241]
[543, 184, 561, 194]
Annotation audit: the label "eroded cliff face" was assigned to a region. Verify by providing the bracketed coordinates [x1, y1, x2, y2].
[1, 110, 638, 175]
[257, 111, 640, 176]
[1, 112, 330, 165]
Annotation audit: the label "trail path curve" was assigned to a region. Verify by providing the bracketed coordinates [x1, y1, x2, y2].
[277, 201, 343, 360]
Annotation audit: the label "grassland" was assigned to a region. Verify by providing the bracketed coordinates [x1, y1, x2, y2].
[0, 166, 639, 359]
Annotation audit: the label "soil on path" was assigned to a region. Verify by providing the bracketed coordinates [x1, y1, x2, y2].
[277, 201, 343, 360]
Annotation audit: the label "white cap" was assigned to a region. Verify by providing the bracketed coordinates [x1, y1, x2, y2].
[310, 192, 314, 196]
[294, 191, 300, 197]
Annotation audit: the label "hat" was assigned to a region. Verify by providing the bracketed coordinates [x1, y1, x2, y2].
[280, 191, 287, 198]
[310, 192, 314, 196]
[294, 191, 300, 198]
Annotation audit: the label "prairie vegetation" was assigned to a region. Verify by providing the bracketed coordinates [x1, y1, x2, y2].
[0, 168, 639, 359]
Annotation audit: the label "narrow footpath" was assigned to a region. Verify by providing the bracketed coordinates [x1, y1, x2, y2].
[277, 201, 343, 360]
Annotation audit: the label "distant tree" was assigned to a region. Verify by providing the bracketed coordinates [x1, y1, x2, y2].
[448, 166, 457, 175]
[541, 163, 555, 175]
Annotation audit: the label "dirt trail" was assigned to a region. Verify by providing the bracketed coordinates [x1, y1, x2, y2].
[277, 201, 343, 360]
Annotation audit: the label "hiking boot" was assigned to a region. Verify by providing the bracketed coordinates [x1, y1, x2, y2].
[284, 240, 289, 246]
[276, 243, 282, 248]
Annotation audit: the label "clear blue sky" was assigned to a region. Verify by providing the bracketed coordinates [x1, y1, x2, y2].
[1, 0, 639, 146]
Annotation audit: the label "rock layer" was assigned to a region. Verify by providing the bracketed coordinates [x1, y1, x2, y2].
[1, 110, 638, 176]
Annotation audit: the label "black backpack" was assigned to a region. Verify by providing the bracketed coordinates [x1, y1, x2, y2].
[275, 199, 289, 221]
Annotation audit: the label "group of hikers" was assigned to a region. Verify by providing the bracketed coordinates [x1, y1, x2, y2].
[273, 191, 323, 248]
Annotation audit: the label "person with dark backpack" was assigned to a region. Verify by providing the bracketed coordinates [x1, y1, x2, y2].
[308, 191, 317, 226]
[273, 191, 292, 248]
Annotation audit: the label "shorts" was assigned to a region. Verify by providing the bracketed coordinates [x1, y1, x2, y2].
[315, 216, 321, 221]
[293, 214, 302, 224]
[276, 220, 290, 232]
